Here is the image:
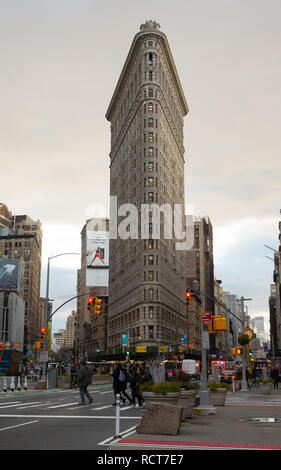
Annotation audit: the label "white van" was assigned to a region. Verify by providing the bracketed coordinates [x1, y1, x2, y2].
[182, 359, 200, 378]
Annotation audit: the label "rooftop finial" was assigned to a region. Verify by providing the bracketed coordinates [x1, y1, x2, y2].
[140, 20, 160, 31]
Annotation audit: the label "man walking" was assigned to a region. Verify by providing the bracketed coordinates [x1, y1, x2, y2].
[77, 360, 93, 405]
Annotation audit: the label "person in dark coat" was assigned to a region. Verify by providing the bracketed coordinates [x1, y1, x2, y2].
[77, 360, 93, 404]
[112, 363, 132, 406]
[271, 368, 279, 389]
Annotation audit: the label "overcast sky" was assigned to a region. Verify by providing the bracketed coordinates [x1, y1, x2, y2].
[1, 0, 280, 334]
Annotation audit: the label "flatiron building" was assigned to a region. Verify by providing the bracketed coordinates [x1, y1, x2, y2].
[106, 21, 188, 352]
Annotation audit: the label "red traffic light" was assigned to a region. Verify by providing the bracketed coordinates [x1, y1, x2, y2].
[186, 291, 192, 304]
[40, 327, 46, 333]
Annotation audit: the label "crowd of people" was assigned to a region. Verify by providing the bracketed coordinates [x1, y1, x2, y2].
[68, 360, 151, 407]
[112, 362, 151, 408]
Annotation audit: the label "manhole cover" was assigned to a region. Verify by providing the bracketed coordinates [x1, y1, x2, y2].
[242, 418, 281, 423]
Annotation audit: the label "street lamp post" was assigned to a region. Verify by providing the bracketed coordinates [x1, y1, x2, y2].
[43, 252, 80, 373]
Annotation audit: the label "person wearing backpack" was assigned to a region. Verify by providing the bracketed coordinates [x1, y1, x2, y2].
[112, 363, 132, 406]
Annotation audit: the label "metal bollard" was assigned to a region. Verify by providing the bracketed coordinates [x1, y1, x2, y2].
[24, 376, 28, 391]
[17, 377, 21, 391]
[3, 377, 7, 393]
[10, 377, 15, 392]
[114, 393, 121, 439]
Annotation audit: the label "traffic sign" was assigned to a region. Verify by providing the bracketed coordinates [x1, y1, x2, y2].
[201, 311, 212, 322]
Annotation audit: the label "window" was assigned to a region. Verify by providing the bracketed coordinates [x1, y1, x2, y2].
[148, 177, 154, 186]
[148, 132, 154, 142]
[149, 71, 153, 81]
[149, 326, 154, 338]
[148, 41, 153, 47]
[148, 53, 153, 65]
[148, 192, 154, 202]
[149, 290, 154, 301]
[148, 88, 153, 97]
[148, 147, 153, 156]
[148, 255, 154, 265]
[148, 162, 154, 171]
[148, 102, 153, 113]
[148, 118, 153, 127]
[148, 271, 154, 281]
[148, 239, 154, 249]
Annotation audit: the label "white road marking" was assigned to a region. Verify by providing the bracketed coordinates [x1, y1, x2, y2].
[0, 403, 29, 410]
[93, 405, 112, 410]
[0, 401, 22, 406]
[0, 414, 141, 419]
[16, 402, 45, 409]
[97, 425, 137, 446]
[99, 391, 113, 394]
[121, 405, 134, 411]
[0, 420, 39, 432]
[47, 402, 79, 409]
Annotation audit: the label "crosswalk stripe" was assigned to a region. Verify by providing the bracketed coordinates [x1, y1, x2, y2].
[47, 402, 79, 409]
[0, 401, 22, 406]
[93, 405, 112, 410]
[0, 403, 26, 409]
[17, 402, 43, 409]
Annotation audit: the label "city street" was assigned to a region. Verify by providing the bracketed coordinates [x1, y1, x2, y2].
[0, 384, 143, 450]
[2, 385, 281, 450]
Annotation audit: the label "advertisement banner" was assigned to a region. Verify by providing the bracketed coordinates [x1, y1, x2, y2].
[86, 230, 109, 287]
[0, 259, 19, 290]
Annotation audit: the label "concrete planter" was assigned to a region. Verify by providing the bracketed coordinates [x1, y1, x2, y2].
[210, 388, 228, 406]
[259, 383, 273, 395]
[177, 390, 196, 419]
[142, 392, 180, 407]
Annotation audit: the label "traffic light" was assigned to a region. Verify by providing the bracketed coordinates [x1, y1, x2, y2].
[94, 297, 102, 315]
[40, 327, 46, 340]
[232, 346, 243, 356]
[186, 291, 192, 305]
[87, 297, 94, 314]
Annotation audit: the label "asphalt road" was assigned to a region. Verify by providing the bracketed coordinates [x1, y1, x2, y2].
[0, 384, 143, 450]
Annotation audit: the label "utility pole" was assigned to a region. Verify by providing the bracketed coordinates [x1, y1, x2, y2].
[192, 280, 216, 415]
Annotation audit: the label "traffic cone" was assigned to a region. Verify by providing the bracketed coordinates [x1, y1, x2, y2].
[10, 376, 15, 392]
[24, 376, 28, 391]
[3, 377, 7, 393]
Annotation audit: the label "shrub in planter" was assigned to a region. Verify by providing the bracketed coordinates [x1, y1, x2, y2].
[208, 382, 231, 406]
[139, 381, 181, 395]
[179, 381, 200, 392]
[140, 381, 181, 406]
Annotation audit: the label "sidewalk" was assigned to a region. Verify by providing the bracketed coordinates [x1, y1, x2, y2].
[108, 387, 281, 450]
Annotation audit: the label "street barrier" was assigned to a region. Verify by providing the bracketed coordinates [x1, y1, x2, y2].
[10, 377, 15, 392]
[114, 393, 121, 439]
